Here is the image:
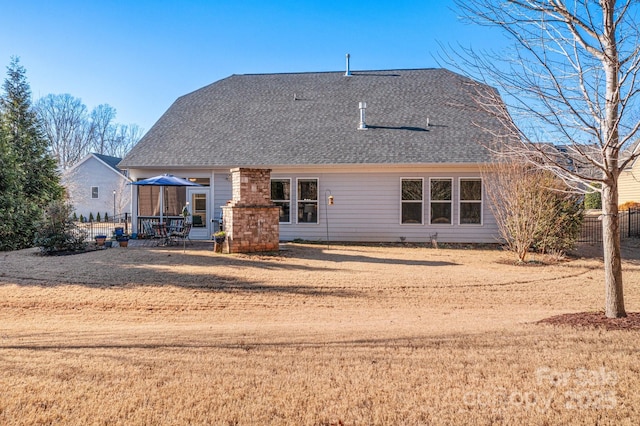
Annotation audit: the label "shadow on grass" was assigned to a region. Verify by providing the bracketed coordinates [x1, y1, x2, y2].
[0, 326, 622, 352]
[0, 242, 456, 297]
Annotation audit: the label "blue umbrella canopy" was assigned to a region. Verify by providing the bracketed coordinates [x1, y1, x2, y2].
[130, 174, 202, 222]
[130, 174, 202, 187]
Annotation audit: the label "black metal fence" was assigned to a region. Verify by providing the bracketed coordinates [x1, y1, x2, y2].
[75, 213, 131, 240]
[578, 209, 640, 243]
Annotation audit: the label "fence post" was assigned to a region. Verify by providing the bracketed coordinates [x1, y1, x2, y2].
[125, 213, 129, 234]
[629, 208, 632, 238]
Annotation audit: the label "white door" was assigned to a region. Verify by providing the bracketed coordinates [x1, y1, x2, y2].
[187, 188, 210, 239]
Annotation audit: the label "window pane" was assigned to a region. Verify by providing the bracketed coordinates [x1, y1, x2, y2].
[461, 179, 482, 201]
[298, 180, 317, 200]
[402, 203, 422, 223]
[274, 201, 290, 223]
[402, 179, 422, 201]
[271, 180, 290, 200]
[91, 187, 99, 199]
[460, 202, 481, 224]
[431, 179, 452, 201]
[431, 203, 452, 224]
[298, 202, 317, 223]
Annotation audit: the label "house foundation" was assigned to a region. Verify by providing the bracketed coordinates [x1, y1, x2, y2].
[221, 168, 279, 253]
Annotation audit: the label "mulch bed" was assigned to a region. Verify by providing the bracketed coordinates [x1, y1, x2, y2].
[538, 312, 640, 331]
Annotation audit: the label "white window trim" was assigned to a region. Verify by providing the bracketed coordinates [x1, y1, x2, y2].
[459, 177, 483, 226]
[271, 178, 292, 224]
[429, 177, 454, 226]
[91, 186, 99, 199]
[400, 177, 424, 225]
[296, 177, 319, 225]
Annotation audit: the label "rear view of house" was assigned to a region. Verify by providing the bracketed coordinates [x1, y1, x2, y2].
[119, 66, 513, 243]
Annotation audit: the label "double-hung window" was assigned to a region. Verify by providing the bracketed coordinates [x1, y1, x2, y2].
[401, 178, 423, 224]
[91, 186, 99, 199]
[430, 178, 452, 224]
[271, 179, 291, 223]
[297, 178, 318, 223]
[459, 178, 482, 225]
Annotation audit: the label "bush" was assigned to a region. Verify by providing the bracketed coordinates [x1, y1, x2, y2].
[79, 214, 85, 223]
[483, 162, 583, 262]
[584, 185, 602, 209]
[89, 212, 94, 222]
[104, 212, 109, 222]
[34, 201, 87, 254]
[534, 195, 583, 256]
[96, 212, 101, 222]
[619, 201, 640, 211]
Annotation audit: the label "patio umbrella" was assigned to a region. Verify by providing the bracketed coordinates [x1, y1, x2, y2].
[130, 174, 202, 223]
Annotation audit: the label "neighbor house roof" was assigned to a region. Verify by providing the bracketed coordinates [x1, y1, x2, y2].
[65, 152, 125, 176]
[119, 68, 511, 169]
[93, 153, 124, 172]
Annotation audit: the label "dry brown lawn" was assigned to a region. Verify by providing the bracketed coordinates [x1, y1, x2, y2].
[1, 241, 639, 425]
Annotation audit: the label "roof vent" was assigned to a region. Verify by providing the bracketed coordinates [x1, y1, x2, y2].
[345, 53, 351, 77]
[358, 101, 367, 130]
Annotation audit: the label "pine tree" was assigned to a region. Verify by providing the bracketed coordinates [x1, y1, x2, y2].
[0, 57, 63, 250]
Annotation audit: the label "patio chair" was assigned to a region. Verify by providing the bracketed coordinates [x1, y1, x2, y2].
[141, 220, 155, 238]
[152, 222, 170, 246]
[171, 221, 192, 245]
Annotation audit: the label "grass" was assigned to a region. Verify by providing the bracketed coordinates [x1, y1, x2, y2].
[0, 242, 639, 424]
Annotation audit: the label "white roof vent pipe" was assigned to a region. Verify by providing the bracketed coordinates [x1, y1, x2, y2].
[345, 53, 351, 77]
[358, 101, 367, 130]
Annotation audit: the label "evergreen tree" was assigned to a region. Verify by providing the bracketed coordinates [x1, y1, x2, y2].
[0, 57, 63, 250]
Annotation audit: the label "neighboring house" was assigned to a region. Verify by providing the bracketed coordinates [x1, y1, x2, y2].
[119, 67, 514, 242]
[62, 153, 132, 220]
[619, 142, 640, 205]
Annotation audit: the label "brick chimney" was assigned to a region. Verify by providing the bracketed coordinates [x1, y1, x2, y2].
[221, 168, 279, 253]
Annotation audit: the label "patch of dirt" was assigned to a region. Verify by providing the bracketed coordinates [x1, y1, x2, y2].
[538, 312, 640, 331]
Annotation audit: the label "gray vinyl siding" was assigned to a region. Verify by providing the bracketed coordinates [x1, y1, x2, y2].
[213, 171, 232, 221]
[127, 167, 499, 243]
[272, 170, 498, 243]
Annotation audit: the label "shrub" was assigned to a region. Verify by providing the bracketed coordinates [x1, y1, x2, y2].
[104, 212, 109, 222]
[34, 201, 87, 254]
[619, 201, 640, 211]
[584, 185, 602, 210]
[534, 195, 583, 257]
[79, 214, 85, 223]
[89, 212, 94, 222]
[72, 212, 78, 221]
[96, 212, 101, 222]
[483, 162, 583, 262]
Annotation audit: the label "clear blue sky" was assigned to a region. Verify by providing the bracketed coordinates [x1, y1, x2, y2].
[0, 0, 506, 133]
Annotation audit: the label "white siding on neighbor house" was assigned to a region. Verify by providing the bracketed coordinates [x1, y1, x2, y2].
[619, 163, 640, 205]
[63, 156, 130, 219]
[270, 168, 498, 243]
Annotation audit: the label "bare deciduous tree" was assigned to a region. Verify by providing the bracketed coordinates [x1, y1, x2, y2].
[448, 0, 640, 318]
[35, 93, 91, 170]
[36, 95, 143, 169]
[89, 103, 116, 155]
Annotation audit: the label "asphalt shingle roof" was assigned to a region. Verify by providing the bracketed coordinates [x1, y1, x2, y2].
[93, 153, 123, 171]
[119, 68, 509, 169]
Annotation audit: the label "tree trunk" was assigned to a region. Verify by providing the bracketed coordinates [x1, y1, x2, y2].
[602, 181, 626, 318]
